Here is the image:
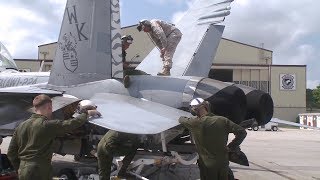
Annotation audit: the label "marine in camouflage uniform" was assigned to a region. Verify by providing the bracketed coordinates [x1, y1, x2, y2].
[121, 35, 148, 88]
[179, 98, 247, 180]
[97, 130, 140, 180]
[7, 94, 100, 180]
[137, 19, 182, 76]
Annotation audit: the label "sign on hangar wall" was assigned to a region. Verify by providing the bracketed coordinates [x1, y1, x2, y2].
[280, 74, 296, 90]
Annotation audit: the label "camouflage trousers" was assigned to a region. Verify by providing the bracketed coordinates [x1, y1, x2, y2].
[97, 131, 140, 180]
[18, 160, 52, 180]
[198, 158, 230, 180]
[163, 30, 182, 69]
[123, 69, 148, 76]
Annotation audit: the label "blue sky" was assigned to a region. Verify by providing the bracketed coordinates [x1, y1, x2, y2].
[0, 0, 319, 88]
[121, 0, 189, 26]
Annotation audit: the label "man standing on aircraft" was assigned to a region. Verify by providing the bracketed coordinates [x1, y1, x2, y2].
[137, 19, 182, 76]
[179, 98, 247, 180]
[122, 35, 133, 88]
[121, 35, 134, 69]
[7, 94, 101, 180]
[97, 130, 140, 179]
[121, 34, 148, 88]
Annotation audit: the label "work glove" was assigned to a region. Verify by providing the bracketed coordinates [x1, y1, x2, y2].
[77, 100, 97, 113]
[77, 100, 101, 118]
[87, 109, 102, 118]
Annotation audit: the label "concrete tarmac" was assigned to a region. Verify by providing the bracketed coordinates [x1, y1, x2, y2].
[1, 128, 319, 180]
[231, 128, 320, 180]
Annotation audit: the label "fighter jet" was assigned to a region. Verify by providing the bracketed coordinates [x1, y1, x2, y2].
[0, 0, 275, 178]
[0, 41, 50, 88]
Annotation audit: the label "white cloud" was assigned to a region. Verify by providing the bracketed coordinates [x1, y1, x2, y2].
[307, 80, 320, 89]
[48, 0, 67, 18]
[170, 0, 320, 87]
[0, 1, 65, 59]
[274, 44, 317, 66]
[223, 1, 319, 49]
[172, 11, 186, 24]
[171, 0, 195, 23]
[236, 0, 250, 6]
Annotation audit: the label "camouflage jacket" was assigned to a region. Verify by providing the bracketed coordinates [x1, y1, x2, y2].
[7, 113, 87, 170]
[148, 19, 182, 49]
[179, 113, 247, 167]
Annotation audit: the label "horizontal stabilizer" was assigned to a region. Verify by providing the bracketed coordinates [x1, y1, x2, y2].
[88, 93, 191, 134]
[271, 118, 320, 130]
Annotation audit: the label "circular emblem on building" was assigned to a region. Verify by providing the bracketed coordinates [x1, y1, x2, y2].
[281, 74, 295, 90]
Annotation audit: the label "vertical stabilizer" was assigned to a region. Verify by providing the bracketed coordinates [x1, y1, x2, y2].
[183, 25, 224, 77]
[49, 0, 122, 86]
[0, 42, 18, 71]
[137, 0, 234, 77]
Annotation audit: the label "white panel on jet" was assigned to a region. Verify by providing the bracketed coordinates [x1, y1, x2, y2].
[89, 93, 191, 134]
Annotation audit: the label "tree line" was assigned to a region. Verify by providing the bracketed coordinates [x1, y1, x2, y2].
[307, 85, 320, 112]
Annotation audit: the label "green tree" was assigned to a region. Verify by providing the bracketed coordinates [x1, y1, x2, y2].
[306, 89, 315, 111]
[313, 85, 320, 108]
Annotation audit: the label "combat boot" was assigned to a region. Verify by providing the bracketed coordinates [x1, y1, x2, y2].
[123, 75, 130, 88]
[157, 67, 171, 76]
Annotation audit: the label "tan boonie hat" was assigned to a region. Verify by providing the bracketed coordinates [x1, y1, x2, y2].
[33, 94, 52, 107]
[121, 35, 133, 44]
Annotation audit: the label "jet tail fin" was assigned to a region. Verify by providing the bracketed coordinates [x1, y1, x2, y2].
[183, 25, 224, 77]
[48, 0, 123, 87]
[0, 42, 18, 71]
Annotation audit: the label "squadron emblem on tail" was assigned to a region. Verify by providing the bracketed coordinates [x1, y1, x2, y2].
[59, 33, 78, 72]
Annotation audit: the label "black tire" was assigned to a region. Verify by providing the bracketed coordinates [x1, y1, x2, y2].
[58, 168, 77, 180]
[272, 126, 278, 131]
[253, 126, 259, 131]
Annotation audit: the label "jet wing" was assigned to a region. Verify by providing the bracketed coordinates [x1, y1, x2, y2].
[0, 84, 62, 105]
[88, 93, 191, 134]
[0, 85, 63, 127]
[0, 84, 79, 109]
[0, 83, 62, 95]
